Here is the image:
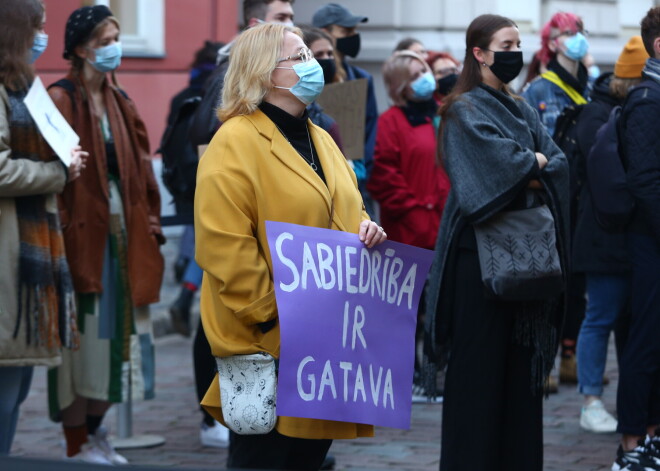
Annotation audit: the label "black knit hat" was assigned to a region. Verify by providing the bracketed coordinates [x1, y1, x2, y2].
[63, 5, 113, 60]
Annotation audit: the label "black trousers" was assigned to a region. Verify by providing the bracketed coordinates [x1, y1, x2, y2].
[228, 429, 332, 470]
[617, 234, 660, 435]
[440, 245, 543, 471]
[193, 318, 216, 426]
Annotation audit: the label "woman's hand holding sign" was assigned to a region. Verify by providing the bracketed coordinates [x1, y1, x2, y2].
[359, 220, 387, 248]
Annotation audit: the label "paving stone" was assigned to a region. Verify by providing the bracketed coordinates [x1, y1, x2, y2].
[9, 234, 622, 470]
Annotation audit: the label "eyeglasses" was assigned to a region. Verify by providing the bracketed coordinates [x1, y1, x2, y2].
[552, 29, 589, 40]
[277, 47, 313, 63]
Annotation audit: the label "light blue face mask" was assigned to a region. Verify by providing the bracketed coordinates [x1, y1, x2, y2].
[588, 65, 601, 80]
[274, 59, 325, 105]
[88, 42, 122, 72]
[410, 72, 436, 101]
[563, 32, 589, 61]
[30, 32, 48, 64]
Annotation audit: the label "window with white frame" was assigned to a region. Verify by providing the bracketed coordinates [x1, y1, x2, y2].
[95, 0, 165, 57]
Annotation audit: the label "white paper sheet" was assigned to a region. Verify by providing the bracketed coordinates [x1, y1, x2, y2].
[23, 77, 79, 166]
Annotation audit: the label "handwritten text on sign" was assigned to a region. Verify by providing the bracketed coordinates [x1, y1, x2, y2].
[266, 221, 433, 429]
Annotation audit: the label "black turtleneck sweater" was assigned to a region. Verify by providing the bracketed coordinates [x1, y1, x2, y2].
[399, 99, 438, 127]
[547, 57, 588, 95]
[259, 102, 326, 184]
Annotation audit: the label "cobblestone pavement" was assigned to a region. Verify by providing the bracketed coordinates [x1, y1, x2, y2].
[10, 235, 621, 470]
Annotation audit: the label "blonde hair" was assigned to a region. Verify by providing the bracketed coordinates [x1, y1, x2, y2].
[609, 76, 643, 101]
[219, 23, 302, 122]
[383, 51, 430, 106]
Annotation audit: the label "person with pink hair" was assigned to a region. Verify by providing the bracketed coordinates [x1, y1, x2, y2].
[522, 12, 590, 136]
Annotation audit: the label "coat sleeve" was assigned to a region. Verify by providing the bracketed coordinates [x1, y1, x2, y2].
[126, 98, 161, 223]
[527, 102, 567, 182]
[0, 85, 67, 197]
[442, 99, 539, 223]
[623, 98, 660, 243]
[367, 112, 422, 217]
[194, 132, 277, 326]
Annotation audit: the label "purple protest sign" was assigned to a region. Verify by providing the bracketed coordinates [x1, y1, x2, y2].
[266, 221, 433, 430]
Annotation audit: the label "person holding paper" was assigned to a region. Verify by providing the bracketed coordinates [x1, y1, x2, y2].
[194, 23, 386, 469]
[0, 0, 86, 456]
[46, 5, 164, 465]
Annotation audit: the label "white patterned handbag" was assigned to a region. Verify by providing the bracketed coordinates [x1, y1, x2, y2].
[215, 352, 277, 435]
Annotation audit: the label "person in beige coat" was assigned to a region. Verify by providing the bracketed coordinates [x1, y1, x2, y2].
[195, 23, 387, 470]
[0, 0, 85, 455]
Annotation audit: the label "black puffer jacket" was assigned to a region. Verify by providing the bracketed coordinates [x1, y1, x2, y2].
[621, 76, 660, 247]
[572, 73, 630, 273]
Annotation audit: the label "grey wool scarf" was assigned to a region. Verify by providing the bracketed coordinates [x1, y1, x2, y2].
[423, 85, 570, 396]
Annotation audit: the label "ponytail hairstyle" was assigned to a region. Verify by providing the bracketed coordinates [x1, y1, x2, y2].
[437, 14, 518, 162]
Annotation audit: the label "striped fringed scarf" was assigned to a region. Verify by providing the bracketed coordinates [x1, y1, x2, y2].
[7, 86, 78, 349]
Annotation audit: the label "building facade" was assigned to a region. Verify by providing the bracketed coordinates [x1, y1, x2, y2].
[37, 0, 659, 160]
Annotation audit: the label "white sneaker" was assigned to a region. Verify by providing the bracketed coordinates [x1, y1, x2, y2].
[580, 399, 617, 433]
[200, 420, 230, 448]
[67, 442, 113, 465]
[90, 427, 129, 465]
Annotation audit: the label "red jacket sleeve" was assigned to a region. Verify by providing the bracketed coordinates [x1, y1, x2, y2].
[367, 110, 422, 218]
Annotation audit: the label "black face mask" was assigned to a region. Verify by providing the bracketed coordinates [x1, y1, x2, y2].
[487, 51, 523, 84]
[437, 74, 458, 96]
[336, 33, 361, 58]
[317, 58, 337, 84]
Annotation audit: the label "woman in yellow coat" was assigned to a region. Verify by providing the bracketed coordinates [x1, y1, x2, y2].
[194, 23, 387, 469]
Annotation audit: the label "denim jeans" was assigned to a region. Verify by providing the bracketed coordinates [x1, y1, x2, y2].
[577, 273, 630, 396]
[183, 257, 204, 288]
[0, 366, 34, 454]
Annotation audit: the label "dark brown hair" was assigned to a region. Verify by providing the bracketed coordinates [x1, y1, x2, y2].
[298, 24, 344, 82]
[437, 14, 518, 161]
[641, 6, 660, 58]
[242, 0, 295, 28]
[0, 0, 44, 90]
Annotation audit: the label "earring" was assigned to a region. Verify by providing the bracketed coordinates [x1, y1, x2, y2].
[482, 62, 487, 67]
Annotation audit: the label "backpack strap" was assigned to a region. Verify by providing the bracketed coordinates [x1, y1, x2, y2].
[541, 71, 588, 105]
[48, 78, 76, 104]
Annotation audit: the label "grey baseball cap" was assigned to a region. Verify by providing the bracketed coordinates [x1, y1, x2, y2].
[312, 3, 368, 28]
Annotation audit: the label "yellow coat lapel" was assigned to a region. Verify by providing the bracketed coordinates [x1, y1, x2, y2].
[247, 109, 333, 216]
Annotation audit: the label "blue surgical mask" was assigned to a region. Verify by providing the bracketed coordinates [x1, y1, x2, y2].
[563, 32, 589, 61]
[274, 59, 325, 105]
[410, 72, 436, 101]
[588, 65, 601, 80]
[30, 32, 48, 64]
[88, 42, 122, 72]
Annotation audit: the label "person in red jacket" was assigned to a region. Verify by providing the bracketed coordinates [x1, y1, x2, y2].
[367, 51, 450, 401]
[367, 51, 449, 250]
